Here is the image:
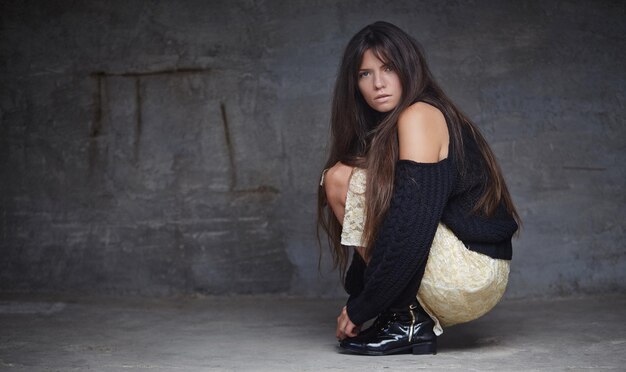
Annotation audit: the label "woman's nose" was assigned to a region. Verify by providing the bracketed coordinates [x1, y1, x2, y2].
[374, 74, 385, 89]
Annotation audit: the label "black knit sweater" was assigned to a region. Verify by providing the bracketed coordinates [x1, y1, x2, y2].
[344, 128, 519, 325]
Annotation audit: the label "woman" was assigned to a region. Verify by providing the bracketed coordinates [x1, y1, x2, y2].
[317, 21, 521, 356]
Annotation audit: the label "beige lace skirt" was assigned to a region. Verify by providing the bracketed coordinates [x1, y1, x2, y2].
[329, 167, 510, 336]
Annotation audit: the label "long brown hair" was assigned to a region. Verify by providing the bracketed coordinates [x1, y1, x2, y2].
[317, 21, 521, 279]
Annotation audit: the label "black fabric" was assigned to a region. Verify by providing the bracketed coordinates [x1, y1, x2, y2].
[344, 127, 519, 325]
[441, 127, 518, 259]
[345, 251, 366, 298]
[347, 158, 455, 325]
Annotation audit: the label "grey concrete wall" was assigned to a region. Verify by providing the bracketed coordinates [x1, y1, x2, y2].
[1, 0, 624, 298]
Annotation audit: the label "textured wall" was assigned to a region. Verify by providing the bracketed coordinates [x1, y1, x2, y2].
[1, 0, 624, 298]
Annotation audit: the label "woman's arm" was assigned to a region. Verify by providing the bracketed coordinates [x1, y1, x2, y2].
[345, 103, 453, 325]
[337, 251, 366, 340]
[344, 250, 366, 298]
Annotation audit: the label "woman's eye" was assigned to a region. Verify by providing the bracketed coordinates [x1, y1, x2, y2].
[359, 71, 370, 78]
[384, 66, 393, 72]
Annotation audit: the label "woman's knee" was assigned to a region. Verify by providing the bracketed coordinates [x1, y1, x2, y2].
[324, 162, 353, 208]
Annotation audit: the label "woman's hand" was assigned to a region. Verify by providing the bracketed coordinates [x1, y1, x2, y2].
[336, 306, 360, 340]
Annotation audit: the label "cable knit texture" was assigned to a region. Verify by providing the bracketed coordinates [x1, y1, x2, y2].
[346, 159, 455, 325]
[345, 252, 366, 297]
[344, 126, 519, 325]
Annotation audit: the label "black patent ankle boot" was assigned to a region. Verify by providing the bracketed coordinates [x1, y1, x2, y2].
[339, 300, 437, 355]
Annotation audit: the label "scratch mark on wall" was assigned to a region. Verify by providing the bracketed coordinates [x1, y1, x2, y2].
[88, 72, 107, 175]
[90, 73, 104, 138]
[133, 77, 143, 163]
[90, 67, 212, 79]
[562, 166, 606, 171]
[87, 69, 268, 194]
[220, 102, 237, 190]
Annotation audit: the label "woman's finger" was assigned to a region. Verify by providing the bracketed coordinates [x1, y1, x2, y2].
[346, 323, 358, 337]
[336, 317, 345, 339]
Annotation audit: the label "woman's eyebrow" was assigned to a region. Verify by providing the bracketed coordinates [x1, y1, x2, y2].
[359, 63, 387, 70]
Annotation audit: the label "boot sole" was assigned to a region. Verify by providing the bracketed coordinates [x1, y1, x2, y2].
[339, 339, 437, 356]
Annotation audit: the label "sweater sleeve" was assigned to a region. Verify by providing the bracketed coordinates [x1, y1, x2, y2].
[346, 159, 455, 325]
[344, 250, 366, 300]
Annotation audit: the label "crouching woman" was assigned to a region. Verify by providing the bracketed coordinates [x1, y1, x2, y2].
[317, 21, 521, 356]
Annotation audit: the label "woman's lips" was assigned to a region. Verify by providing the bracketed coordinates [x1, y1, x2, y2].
[374, 94, 391, 102]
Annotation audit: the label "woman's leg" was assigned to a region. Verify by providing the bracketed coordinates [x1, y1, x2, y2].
[323, 162, 368, 261]
[323, 161, 353, 225]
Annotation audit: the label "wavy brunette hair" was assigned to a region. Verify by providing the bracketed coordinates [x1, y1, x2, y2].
[317, 21, 521, 278]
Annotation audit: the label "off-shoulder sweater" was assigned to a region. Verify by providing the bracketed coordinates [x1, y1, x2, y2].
[344, 126, 519, 325]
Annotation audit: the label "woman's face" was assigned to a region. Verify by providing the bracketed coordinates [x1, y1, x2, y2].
[357, 49, 402, 113]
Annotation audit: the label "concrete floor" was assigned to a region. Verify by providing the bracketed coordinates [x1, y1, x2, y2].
[0, 294, 625, 371]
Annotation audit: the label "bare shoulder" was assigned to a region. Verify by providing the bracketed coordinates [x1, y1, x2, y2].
[397, 102, 449, 162]
[398, 101, 446, 132]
